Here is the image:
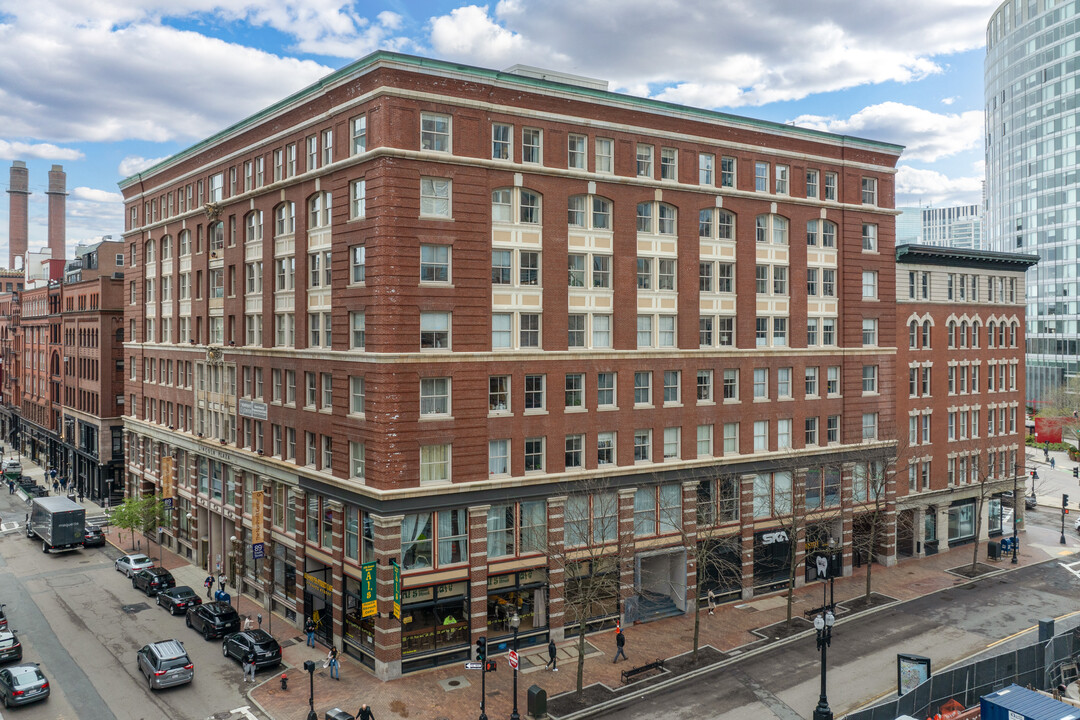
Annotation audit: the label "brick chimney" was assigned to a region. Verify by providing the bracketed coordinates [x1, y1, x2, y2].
[46, 164, 67, 262]
[6, 161, 29, 269]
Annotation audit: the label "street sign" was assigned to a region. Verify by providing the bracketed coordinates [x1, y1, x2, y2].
[252, 542, 265, 560]
[162, 497, 173, 508]
[464, 661, 483, 670]
[508, 650, 519, 669]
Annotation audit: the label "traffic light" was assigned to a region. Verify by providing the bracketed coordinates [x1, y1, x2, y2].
[485, 659, 497, 672]
[1073, 466, 1078, 478]
[475, 637, 486, 662]
[1064, 494, 1070, 508]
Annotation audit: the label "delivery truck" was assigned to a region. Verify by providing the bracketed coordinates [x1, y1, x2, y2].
[27, 496, 85, 553]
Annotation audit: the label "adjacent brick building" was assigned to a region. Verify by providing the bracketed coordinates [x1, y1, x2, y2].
[115, 51, 1023, 681]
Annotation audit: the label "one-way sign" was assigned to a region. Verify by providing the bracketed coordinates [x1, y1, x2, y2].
[464, 661, 483, 670]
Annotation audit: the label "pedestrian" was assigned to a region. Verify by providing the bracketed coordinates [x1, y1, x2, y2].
[60, 476, 67, 492]
[1051, 457, 1057, 470]
[204, 575, 214, 599]
[243, 615, 254, 631]
[545, 639, 558, 671]
[612, 628, 628, 663]
[326, 645, 339, 680]
[707, 589, 717, 616]
[218, 572, 226, 592]
[51, 479, 58, 495]
[244, 649, 257, 682]
[304, 618, 316, 647]
[355, 704, 375, 720]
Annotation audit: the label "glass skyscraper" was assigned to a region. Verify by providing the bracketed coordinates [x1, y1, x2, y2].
[985, 0, 1080, 403]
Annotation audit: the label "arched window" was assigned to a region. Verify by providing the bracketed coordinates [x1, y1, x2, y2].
[274, 202, 295, 237]
[208, 221, 224, 252]
[971, 321, 979, 348]
[700, 208, 735, 240]
[308, 192, 332, 229]
[144, 239, 156, 263]
[492, 188, 542, 225]
[959, 321, 968, 348]
[909, 320, 918, 349]
[160, 235, 172, 261]
[245, 211, 263, 243]
[756, 214, 789, 244]
[1010, 321, 1019, 347]
[806, 219, 836, 248]
[922, 320, 931, 348]
[987, 321, 996, 347]
[178, 229, 191, 257]
[947, 321, 956, 348]
[569, 195, 612, 229]
[637, 202, 677, 235]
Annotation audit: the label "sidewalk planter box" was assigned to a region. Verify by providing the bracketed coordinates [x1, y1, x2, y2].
[981, 684, 1080, 720]
[325, 710, 354, 720]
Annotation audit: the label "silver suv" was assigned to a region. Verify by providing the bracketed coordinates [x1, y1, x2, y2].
[136, 640, 193, 690]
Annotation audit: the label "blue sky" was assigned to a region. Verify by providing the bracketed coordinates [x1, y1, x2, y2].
[0, 0, 998, 259]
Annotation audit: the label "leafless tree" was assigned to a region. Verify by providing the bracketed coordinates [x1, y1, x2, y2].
[846, 440, 903, 602]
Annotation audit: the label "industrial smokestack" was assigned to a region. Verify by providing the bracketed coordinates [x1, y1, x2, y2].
[47, 164, 67, 262]
[6, 161, 29, 270]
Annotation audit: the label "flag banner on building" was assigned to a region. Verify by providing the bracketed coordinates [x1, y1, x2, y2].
[161, 455, 174, 499]
[361, 561, 377, 618]
[392, 561, 401, 620]
[251, 490, 264, 545]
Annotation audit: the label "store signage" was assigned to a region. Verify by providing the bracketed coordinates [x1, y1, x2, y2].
[518, 568, 546, 585]
[238, 398, 268, 421]
[761, 530, 789, 545]
[303, 572, 333, 595]
[360, 561, 377, 618]
[487, 573, 513, 590]
[392, 562, 401, 620]
[161, 455, 174, 499]
[437, 581, 466, 598]
[251, 490, 264, 545]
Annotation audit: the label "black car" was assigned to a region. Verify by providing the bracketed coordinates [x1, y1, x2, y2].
[132, 567, 176, 596]
[156, 586, 203, 616]
[0, 631, 21, 664]
[83, 525, 105, 548]
[0, 664, 49, 708]
[186, 602, 240, 640]
[222, 630, 282, 669]
[0, 604, 7, 631]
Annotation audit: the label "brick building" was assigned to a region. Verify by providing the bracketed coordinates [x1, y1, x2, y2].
[894, 244, 1036, 557]
[118, 51, 917, 680]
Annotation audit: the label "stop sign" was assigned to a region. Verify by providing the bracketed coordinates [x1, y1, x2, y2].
[508, 650, 519, 669]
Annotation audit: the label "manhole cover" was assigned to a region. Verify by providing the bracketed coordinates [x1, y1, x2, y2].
[280, 639, 297, 648]
[447, 680, 461, 687]
[121, 603, 151, 614]
[438, 675, 470, 692]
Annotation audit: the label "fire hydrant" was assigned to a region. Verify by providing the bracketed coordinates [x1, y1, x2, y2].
[280, 672, 288, 691]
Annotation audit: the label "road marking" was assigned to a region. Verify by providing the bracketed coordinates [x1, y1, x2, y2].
[230, 706, 261, 720]
[1059, 560, 1080, 580]
[0, 521, 18, 533]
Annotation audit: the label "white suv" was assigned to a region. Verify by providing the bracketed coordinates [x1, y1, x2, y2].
[136, 640, 193, 690]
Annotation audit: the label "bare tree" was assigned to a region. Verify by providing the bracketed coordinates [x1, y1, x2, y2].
[846, 440, 904, 602]
[549, 482, 622, 695]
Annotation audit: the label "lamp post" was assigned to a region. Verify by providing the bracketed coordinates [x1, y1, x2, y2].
[510, 611, 521, 720]
[229, 535, 240, 607]
[303, 659, 317, 720]
[1012, 465, 1019, 564]
[812, 610, 835, 720]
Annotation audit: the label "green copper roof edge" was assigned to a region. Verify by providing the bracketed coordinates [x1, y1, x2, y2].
[896, 243, 1040, 266]
[119, 50, 905, 190]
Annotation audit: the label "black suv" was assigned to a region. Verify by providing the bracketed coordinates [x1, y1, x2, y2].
[83, 525, 105, 548]
[0, 631, 21, 664]
[222, 630, 282, 669]
[156, 586, 202, 616]
[186, 602, 240, 640]
[132, 568, 176, 596]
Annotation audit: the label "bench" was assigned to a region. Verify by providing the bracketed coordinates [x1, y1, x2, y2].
[621, 658, 665, 684]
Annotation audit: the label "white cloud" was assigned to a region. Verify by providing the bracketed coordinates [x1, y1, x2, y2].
[426, 1, 998, 108]
[941, 96, 957, 105]
[0, 140, 83, 161]
[71, 187, 123, 203]
[117, 156, 170, 177]
[791, 102, 983, 162]
[896, 165, 983, 206]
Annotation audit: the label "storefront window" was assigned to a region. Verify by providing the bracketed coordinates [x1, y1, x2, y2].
[402, 513, 433, 570]
[272, 542, 296, 599]
[487, 569, 547, 637]
[400, 582, 469, 656]
[988, 498, 1002, 535]
[948, 503, 975, 542]
[564, 559, 618, 635]
[925, 511, 937, 542]
[344, 576, 376, 658]
[438, 509, 467, 565]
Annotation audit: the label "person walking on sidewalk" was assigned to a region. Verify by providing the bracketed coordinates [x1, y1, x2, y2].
[217, 572, 227, 592]
[326, 645, 339, 680]
[355, 704, 375, 720]
[707, 589, 717, 616]
[1051, 456, 1057, 470]
[304, 618, 317, 647]
[243, 650, 256, 682]
[612, 629, 628, 663]
[204, 575, 214, 599]
[545, 639, 558, 671]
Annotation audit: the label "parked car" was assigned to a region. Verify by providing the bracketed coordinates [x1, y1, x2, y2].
[2, 460, 22, 480]
[132, 568, 176, 596]
[222, 630, 282, 669]
[0, 664, 49, 708]
[136, 640, 193, 691]
[1025, 494, 1038, 510]
[114, 554, 153, 578]
[185, 602, 240, 640]
[0, 631, 22, 664]
[0, 604, 7, 631]
[83, 525, 105, 548]
[156, 586, 202, 616]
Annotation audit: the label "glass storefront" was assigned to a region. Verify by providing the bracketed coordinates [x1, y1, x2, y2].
[272, 542, 296, 614]
[948, 501, 976, 544]
[565, 558, 619, 637]
[343, 575, 376, 669]
[486, 569, 547, 644]
[400, 581, 470, 669]
[988, 497, 1003, 536]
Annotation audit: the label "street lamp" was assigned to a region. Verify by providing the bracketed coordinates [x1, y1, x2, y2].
[812, 610, 835, 720]
[509, 611, 521, 720]
[1012, 464, 1020, 564]
[303, 659, 317, 720]
[229, 535, 240, 607]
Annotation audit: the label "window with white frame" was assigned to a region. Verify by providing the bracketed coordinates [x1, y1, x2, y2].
[595, 138, 613, 173]
[489, 439, 510, 476]
[755, 214, 789, 244]
[350, 442, 366, 479]
[420, 177, 451, 217]
[568, 133, 586, 169]
[699, 208, 735, 241]
[862, 413, 878, 440]
[753, 368, 768, 399]
[351, 115, 367, 154]
[753, 421, 769, 451]
[862, 318, 878, 346]
[720, 156, 735, 188]
[862, 223, 878, 251]
[420, 112, 450, 152]
[567, 194, 613, 231]
[524, 374, 545, 411]
[634, 429, 652, 462]
[660, 147, 677, 180]
[637, 201, 677, 235]
[723, 422, 739, 454]
[862, 365, 878, 393]
[350, 180, 366, 218]
[699, 153, 714, 185]
[492, 122, 511, 160]
[565, 434, 584, 468]
[492, 187, 542, 225]
[521, 128, 541, 163]
[861, 177, 878, 205]
[754, 162, 769, 192]
[488, 375, 510, 413]
[420, 443, 451, 483]
[824, 172, 837, 200]
[697, 425, 713, 457]
[597, 432, 615, 465]
[636, 144, 654, 177]
[806, 169, 819, 199]
[350, 376, 365, 415]
[420, 311, 450, 350]
[634, 371, 652, 406]
[350, 312, 365, 350]
[775, 165, 789, 195]
[420, 377, 451, 416]
[350, 246, 365, 284]
[862, 271, 878, 299]
[420, 244, 450, 283]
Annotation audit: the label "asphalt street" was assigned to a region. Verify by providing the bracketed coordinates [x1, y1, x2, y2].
[594, 538, 1080, 719]
[0, 485, 271, 720]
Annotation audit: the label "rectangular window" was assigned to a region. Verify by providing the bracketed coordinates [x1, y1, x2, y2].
[699, 153, 714, 185]
[420, 444, 451, 484]
[697, 425, 713, 457]
[420, 244, 450, 283]
[420, 177, 451, 217]
[723, 422, 739, 454]
[805, 417, 818, 446]
[634, 430, 652, 462]
[720, 156, 735, 188]
[775, 165, 789, 194]
[862, 413, 878, 440]
[492, 123, 511, 160]
[824, 172, 837, 201]
[564, 373, 584, 409]
[634, 371, 652, 406]
[592, 314, 611, 348]
[568, 133, 586, 169]
[861, 177, 878, 205]
[351, 115, 366, 154]
[663, 427, 680, 459]
[777, 367, 791, 398]
[597, 372, 615, 408]
[350, 376, 365, 415]
[862, 223, 878, 252]
[862, 318, 877, 346]
[753, 368, 768, 399]
[696, 370, 713, 402]
[660, 147, 677, 180]
[524, 374, 545, 411]
[753, 421, 768, 451]
[489, 375, 510, 413]
[806, 169, 819, 198]
[565, 434, 584, 468]
[420, 377, 450, 416]
[420, 311, 450, 350]
[597, 431, 615, 465]
[755, 162, 769, 192]
[862, 365, 878, 393]
[862, 271, 877, 299]
[805, 367, 819, 396]
[636, 144, 653, 177]
[420, 112, 450, 152]
[663, 370, 680, 404]
[524, 437, 544, 472]
[595, 138, 613, 173]
[522, 128, 541, 163]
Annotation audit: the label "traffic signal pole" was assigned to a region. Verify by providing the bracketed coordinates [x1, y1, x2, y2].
[476, 637, 488, 720]
[1061, 494, 1069, 545]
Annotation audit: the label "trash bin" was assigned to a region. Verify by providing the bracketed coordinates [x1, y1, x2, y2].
[528, 684, 547, 717]
[987, 540, 1001, 560]
[325, 709, 355, 720]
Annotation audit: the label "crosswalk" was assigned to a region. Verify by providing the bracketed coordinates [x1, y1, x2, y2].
[1059, 559, 1080, 581]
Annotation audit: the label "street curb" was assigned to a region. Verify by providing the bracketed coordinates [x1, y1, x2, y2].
[551, 552, 1071, 720]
